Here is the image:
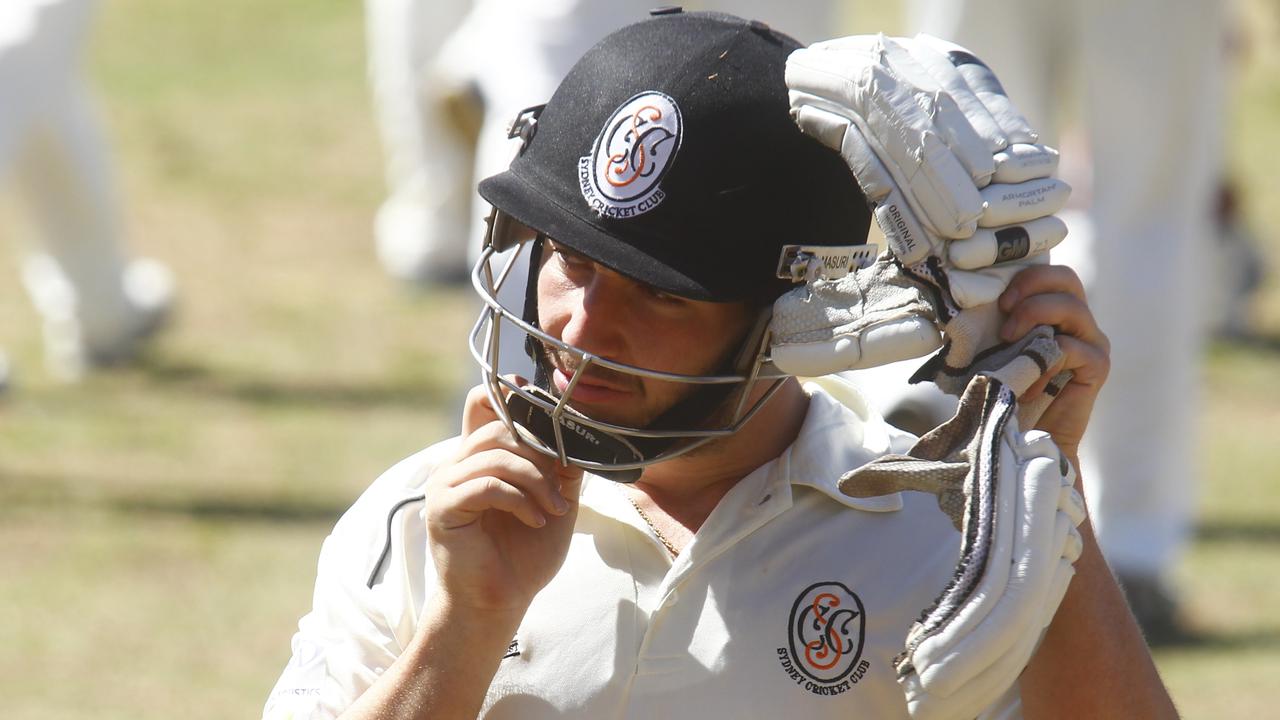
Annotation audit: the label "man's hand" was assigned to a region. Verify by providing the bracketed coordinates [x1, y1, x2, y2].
[339, 383, 586, 720]
[998, 265, 1110, 460]
[424, 381, 585, 614]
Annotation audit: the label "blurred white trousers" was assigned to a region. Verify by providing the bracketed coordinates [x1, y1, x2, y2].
[909, 0, 1225, 579]
[1, 0, 161, 373]
[364, 0, 473, 282]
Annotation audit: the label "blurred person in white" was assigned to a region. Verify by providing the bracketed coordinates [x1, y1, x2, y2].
[364, 0, 474, 284]
[907, 0, 1227, 641]
[1, 0, 172, 383]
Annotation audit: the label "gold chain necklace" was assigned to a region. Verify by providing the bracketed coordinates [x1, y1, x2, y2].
[623, 491, 680, 558]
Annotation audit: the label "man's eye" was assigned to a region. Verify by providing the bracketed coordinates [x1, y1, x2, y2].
[556, 249, 589, 269]
[646, 286, 684, 305]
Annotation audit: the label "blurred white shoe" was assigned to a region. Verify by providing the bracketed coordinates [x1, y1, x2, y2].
[22, 253, 174, 381]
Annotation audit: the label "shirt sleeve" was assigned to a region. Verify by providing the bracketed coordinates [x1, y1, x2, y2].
[262, 442, 452, 720]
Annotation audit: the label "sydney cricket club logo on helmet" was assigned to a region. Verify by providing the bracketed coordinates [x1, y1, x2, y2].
[579, 91, 682, 219]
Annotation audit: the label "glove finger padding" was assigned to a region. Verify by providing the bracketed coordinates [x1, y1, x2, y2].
[839, 374, 1085, 720]
[949, 216, 1068, 270]
[770, 255, 943, 377]
[788, 36, 981, 242]
[787, 83, 983, 246]
[992, 143, 1059, 184]
[787, 35, 1063, 244]
[913, 35, 1038, 145]
[979, 177, 1070, 228]
[876, 35, 996, 186]
[939, 250, 1051, 311]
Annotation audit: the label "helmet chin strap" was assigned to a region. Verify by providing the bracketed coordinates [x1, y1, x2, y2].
[520, 234, 552, 390]
[505, 234, 777, 481]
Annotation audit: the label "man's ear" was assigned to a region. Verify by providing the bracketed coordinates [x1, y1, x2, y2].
[486, 208, 539, 253]
[729, 305, 775, 375]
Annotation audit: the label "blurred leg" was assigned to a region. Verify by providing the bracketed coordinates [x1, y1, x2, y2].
[7, 0, 171, 379]
[1, 0, 94, 174]
[1074, 0, 1223, 591]
[365, 0, 474, 283]
[16, 84, 172, 378]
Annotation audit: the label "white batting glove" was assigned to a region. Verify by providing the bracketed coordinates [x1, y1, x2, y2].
[770, 33, 1070, 385]
[785, 33, 1069, 313]
[840, 360, 1086, 720]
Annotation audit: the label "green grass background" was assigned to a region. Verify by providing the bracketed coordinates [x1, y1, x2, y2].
[1, 0, 1278, 717]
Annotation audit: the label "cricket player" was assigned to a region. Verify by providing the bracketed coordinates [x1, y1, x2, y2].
[1, 0, 173, 381]
[267, 10, 1175, 718]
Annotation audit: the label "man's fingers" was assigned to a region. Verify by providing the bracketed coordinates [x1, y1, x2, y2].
[1022, 334, 1109, 400]
[453, 419, 540, 476]
[461, 374, 529, 436]
[1051, 334, 1110, 389]
[999, 292, 1106, 348]
[997, 263, 1107, 403]
[556, 462, 586, 503]
[461, 384, 501, 437]
[998, 264, 1088, 311]
[444, 447, 570, 517]
[435, 477, 550, 530]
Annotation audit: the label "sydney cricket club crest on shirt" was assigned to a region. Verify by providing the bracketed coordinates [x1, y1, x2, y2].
[777, 581, 871, 697]
[579, 91, 682, 219]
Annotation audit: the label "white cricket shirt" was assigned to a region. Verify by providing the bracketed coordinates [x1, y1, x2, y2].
[264, 377, 1021, 718]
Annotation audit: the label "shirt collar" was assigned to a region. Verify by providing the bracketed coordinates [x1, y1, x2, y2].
[780, 375, 907, 512]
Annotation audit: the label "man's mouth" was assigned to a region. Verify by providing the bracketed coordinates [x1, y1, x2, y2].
[550, 357, 638, 404]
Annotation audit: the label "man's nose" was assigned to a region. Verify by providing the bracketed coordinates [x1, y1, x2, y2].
[561, 271, 633, 358]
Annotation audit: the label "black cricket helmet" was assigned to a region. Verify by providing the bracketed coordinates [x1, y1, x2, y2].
[470, 8, 870, 480]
